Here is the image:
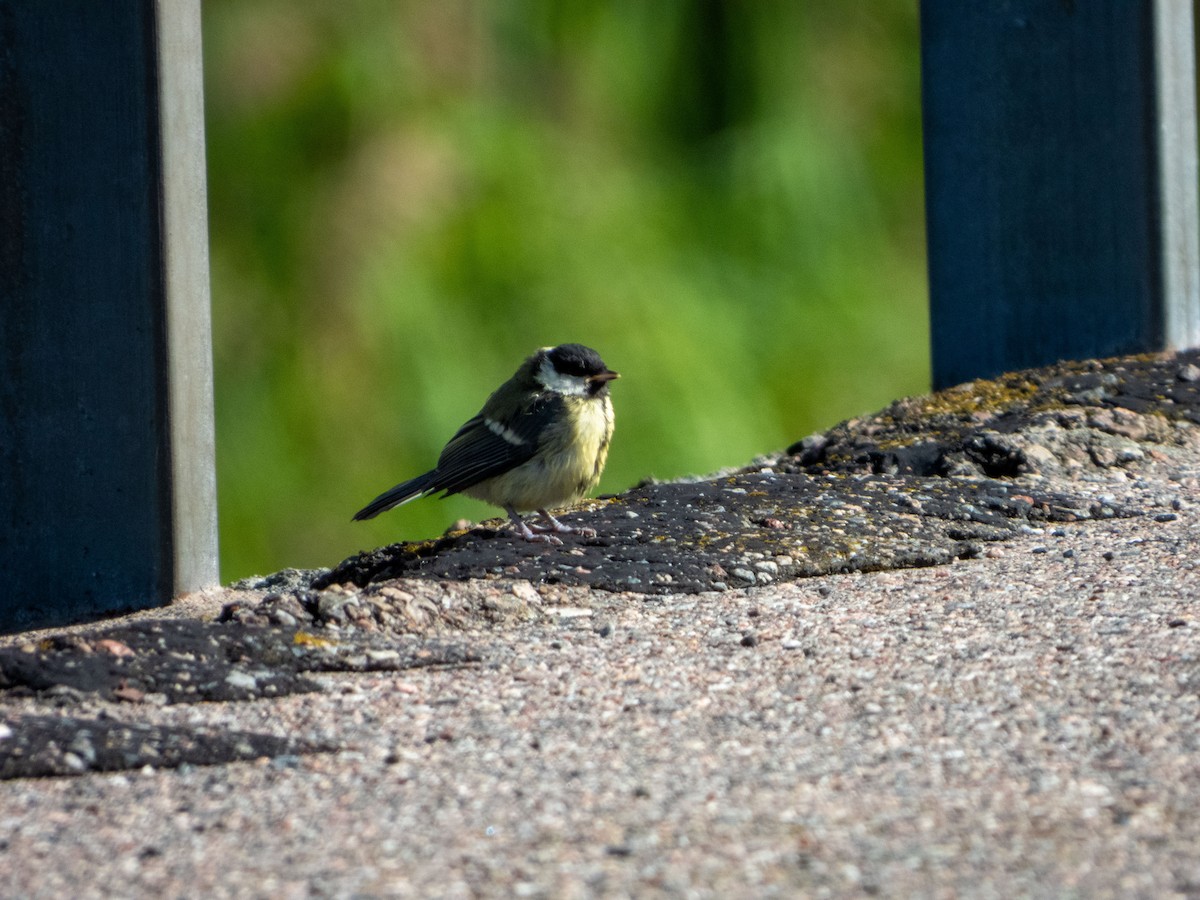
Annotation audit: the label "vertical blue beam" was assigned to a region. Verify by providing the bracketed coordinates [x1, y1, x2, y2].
[920, 0, 1200, 389]
[0, 1, 217, 632]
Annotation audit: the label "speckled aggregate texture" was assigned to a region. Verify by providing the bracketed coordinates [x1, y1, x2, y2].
[2, 352, 1199, 898]
[311, 475, 1134, 596]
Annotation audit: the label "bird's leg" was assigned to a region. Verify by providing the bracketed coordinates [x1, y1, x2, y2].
[504, 506, 563, 545]
[535, 509, 597, 539]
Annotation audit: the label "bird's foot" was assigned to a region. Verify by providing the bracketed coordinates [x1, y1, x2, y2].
[506, 507, 565, 545]
[519, 525, 564, 545]
[535, 510, 597, 539]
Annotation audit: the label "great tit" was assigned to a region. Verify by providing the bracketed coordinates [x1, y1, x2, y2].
[353, 343, 618, 544]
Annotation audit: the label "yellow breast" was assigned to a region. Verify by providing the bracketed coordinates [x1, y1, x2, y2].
[465, 395, 614, 512]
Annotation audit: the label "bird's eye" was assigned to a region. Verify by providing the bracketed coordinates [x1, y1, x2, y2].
[556, 360, 588, 377]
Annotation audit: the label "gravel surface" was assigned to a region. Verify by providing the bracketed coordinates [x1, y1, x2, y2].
[1, 472, 1196, 898]
[2, 353, 1199, 898]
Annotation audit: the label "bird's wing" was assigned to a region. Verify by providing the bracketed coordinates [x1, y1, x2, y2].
[432, 394, 563, 497]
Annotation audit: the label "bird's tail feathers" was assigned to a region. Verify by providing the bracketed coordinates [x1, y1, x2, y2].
[352, 471, 439, 521]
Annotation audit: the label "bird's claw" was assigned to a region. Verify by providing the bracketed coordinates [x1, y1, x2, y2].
[512, 518, 565, 545]
[506, 507, 595, 545]
[522, 530, 564, 546]
[530, 522, 594, 538]
[535, 510, 596, 539]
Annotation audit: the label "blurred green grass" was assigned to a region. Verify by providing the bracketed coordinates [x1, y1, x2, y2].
[202, 1, 929, 581]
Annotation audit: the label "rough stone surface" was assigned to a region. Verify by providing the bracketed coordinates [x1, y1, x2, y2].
[283, 351, 1200, 603]
[784, 349, 1200, 479]
[1, 350, 1198, 897]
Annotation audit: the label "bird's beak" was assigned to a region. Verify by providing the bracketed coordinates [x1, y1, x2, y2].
[590, 370, 620, 384]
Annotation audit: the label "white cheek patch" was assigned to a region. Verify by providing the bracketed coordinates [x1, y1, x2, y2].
[538, 357, 590, 396]
[485, 417, 527, 446]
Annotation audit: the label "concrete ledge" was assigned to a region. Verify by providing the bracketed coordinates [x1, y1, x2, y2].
[1, 351, 1198, 896]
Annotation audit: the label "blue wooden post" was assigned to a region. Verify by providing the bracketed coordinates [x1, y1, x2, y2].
[0, 1, 217, 632]
[920, 0, 1200, 389]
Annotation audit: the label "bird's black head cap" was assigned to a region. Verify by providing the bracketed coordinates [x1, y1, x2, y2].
[547, 343, 610, 378]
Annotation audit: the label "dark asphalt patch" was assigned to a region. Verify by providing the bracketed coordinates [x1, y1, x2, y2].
[313, 351, 1200, 598]
[0, 621, 317, 703]
[0, 620, 481, 779]
[0, 714, 329, 780]
[0, 619, 481, 704]
[0, 619, 477, 710]
[316, 473, 1131, 595]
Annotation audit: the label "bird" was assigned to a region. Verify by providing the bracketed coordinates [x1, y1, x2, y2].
[353, 343, 618, 544]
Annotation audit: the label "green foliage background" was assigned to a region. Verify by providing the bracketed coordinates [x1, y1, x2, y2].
[202, 1, 929, 581]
